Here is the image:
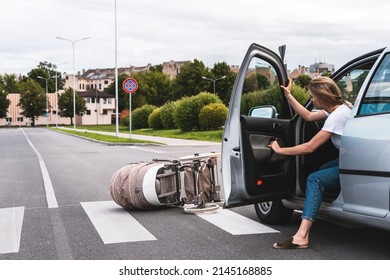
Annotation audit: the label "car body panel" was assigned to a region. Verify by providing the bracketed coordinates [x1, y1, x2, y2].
[340, 49, 390, 219]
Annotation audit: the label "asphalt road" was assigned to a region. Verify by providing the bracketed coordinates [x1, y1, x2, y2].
[1, 127, 390, 260]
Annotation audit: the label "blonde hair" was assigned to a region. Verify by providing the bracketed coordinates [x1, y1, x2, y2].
[309, 76, 350, 108]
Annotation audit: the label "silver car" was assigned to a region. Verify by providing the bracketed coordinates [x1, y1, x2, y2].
[221, 44, 390, 231]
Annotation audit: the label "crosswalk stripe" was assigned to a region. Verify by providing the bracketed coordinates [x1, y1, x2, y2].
[195, 208, 279, 235]
[81, 201, 157, 244]
[0, 207, 25, 254]
[126, 146, 167, 154]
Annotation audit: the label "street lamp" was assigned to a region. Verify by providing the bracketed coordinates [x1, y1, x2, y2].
[56, 36, 90, 130]
[37, 75, 55, 127]
[202, 75, 226, 95]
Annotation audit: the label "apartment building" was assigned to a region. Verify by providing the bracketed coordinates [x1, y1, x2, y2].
[0, 93, 72, 126]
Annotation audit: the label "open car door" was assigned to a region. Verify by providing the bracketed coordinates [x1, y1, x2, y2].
[222, 44, 295, 208]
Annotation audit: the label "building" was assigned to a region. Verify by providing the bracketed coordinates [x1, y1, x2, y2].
[288, 65, 321, 80]
[0, 90, 116, 127]
[77, 89, 115, 125]
[0, 93, 71, 126]
[309, 62, 335, 74]
[162, 60, 191, 80]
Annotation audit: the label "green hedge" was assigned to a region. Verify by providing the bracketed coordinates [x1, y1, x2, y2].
[174, 92, 222, 131]
[199, 103, 228, 130]
[131, 104, 157, 129]
[160, 101, 177, 129]
[148, 108, 164, 130]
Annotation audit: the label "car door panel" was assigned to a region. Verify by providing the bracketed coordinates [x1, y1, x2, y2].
[240, 116, 295, 198]
[222, 43, 293, 208]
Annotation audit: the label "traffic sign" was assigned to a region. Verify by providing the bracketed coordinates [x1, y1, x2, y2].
[123, 78, 138, 94]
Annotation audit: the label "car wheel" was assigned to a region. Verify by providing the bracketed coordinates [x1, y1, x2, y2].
[254, 200, 293, 225]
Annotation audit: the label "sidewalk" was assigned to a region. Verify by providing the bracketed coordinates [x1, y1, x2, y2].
[59, 127, 221, 147]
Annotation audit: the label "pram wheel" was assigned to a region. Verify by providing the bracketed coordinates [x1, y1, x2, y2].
[183, 203, 220, 214]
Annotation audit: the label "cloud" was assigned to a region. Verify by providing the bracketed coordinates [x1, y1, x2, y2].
[1, 0, 390, 74]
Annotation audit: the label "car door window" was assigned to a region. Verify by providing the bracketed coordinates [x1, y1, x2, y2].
[240, 57, 282, 116]
[358, 54, 390, 116]
[336, 68, 371, 104]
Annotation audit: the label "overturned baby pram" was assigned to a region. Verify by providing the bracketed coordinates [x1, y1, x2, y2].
[109, 152, 222, 213]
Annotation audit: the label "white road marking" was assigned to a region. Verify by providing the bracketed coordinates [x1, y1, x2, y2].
[127, 146, 167, 154]
[0, 207, 25, 254]
[21, 128, 58, 208]
[81, 201, 157, 244]
[195, 208, 279, 235]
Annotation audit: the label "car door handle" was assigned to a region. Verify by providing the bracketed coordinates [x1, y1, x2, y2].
[272, 122, 282, 130]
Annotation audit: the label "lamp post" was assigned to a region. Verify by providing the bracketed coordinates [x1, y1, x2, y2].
[56, 36, 90, 130]
[37, 75, 55, 127]
[202, 75, 226, 95]
[114, 0, 119, 138]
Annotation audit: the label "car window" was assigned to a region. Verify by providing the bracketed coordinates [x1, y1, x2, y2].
[335, 61, 374, 104]
[358, 54, 390, 116]
[240, 56, 281, 115]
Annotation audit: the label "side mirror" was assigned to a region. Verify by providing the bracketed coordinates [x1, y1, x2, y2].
[249, 105, 277, 118]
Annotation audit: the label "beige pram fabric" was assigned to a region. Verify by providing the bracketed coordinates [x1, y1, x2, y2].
[183, 162, 212, 204]
[110, 162, 161, 209]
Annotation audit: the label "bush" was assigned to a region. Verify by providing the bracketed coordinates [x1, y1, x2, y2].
[174, 92, 222, 131]
[160, 101, 177, 129]
[240, 84, 309, 115]
[120, 109, 129, 126]
[131, 104, 156, 129]
[148, 108, 164, 130]
[199, 103, 228, 130]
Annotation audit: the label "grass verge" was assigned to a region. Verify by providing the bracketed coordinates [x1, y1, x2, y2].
[64, 125, 223, 142]
[52, 128, 161, 145]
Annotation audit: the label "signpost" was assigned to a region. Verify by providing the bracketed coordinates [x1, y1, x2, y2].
[122, 78, 138, 138]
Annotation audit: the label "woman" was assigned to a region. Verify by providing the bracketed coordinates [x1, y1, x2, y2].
[269, 76, 352, 249]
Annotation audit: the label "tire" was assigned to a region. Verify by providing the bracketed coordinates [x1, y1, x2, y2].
[254, 200, 293, 225]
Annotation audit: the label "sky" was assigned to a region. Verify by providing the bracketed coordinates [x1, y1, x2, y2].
[1, 0, 390, 76]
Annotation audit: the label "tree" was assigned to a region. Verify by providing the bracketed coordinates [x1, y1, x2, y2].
[0, 73, 20, 93]
[0, 90, 10, 119]
[207, 62, 236, 105]
[171, 59, 209, 100]
[28, 61, 64, 93]
[130, 71, 171, 107]
[18, 79, 47, 126]
[58, 88, 87, 125]
[295, 75, 312, 89]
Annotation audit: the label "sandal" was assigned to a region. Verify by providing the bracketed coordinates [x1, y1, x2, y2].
[273, 237, 309, 249]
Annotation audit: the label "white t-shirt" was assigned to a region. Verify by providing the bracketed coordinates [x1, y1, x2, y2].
[322, 104, 352, 149]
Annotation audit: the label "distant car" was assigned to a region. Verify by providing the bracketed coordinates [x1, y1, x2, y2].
[221, 44, 390, 231]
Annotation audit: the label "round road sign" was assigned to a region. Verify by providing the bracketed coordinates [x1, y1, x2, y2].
[123, 78, 138, 94]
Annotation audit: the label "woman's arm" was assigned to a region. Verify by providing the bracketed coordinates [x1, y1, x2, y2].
[281, 79, 326, 122]
[269, 130, 333, 156]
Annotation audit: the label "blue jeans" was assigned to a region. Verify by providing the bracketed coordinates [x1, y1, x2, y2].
[301, 159, 340, 222]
